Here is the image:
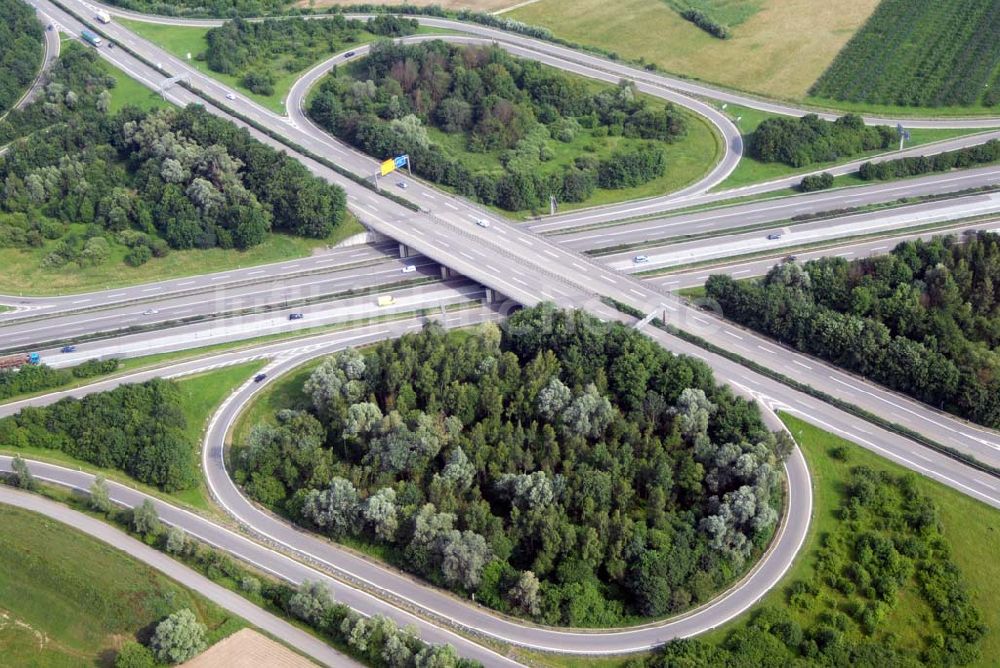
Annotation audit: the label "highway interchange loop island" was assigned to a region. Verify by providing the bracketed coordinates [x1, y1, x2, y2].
[3, 1, 1000, 665]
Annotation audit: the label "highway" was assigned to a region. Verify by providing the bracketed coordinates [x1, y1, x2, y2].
[533, 164, 1000, 236]
[0, 241, 406, 317]
[0, 257, 448, 349]
[27, 281, 484, 366]
[653, 221, 991, 291]
[21, 0, 1000, 492]
[598, 194, 1000, 272]
[0, 487, 365, 668]
[4, 3, 1000, 663]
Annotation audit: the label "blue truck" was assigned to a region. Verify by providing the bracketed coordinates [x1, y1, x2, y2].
[81, 29, 103, 47]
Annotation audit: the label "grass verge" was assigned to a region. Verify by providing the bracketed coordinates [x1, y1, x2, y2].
[713, 103, 993, 191]
[0, 503, 246, 665]
[0, 217, 363, 297]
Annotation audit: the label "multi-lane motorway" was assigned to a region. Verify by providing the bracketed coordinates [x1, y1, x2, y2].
[4, 3, 1000, 665]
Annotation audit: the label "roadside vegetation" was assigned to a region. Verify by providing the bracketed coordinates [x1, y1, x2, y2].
[6, 473, 485, 668]
[621, 414, 994, 668]
[705, 231, 1000, 428]
[0, 503, 244, 666]
[0, 44, 354, 295]
[102, 0, 287, 17]
[810, 0, 1000, 110]
[0, 361, 264, 512]
[715, 103, 989, 191]
[206, 15, 417, 96]
[232, 305, 792, 626]
[859, 140, 1000, 182]
[0, 358, 120, 402]
[120, 15, 430, 113]
[309, 41, 718, 214]
[0, 0, 44, 118]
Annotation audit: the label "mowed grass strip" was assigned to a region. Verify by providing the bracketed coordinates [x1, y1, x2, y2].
[510, 0, 880, 101]
[0, 504, 246, 665]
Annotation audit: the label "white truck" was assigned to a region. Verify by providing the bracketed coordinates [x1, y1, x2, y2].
[96, 9, 111, 23]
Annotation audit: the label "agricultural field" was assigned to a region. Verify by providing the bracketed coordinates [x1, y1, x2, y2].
[297, 0, 513, 7]
[510, 0, 880, 101]
[810, 0, 1000, 109]
[0, 504, 245, 666]
[663, 0, 763, 28]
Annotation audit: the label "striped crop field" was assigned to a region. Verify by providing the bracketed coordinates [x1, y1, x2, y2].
[810, 0, 1000, 108]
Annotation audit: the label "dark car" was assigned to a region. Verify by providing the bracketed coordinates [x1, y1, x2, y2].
[767, 233, 782, 240]
[61, 345, 77, 353]
[47, 24, 53, 31]
[254, 373, 267, 382]
[107, 42, 114, 49]
[345, 51, 356, 57]
[288, 312, 304, 320]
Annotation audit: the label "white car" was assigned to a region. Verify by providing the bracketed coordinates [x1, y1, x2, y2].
[143, 308, 159, 315]
[476, 218, 490, 228]
[633, 255, 649, 264]
[397, 181, 408, 189]
[225, 92, 236, 100]
[402, 265, 416, 273]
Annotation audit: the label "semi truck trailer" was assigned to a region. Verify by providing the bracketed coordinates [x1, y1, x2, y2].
[0, 352, 40, 370]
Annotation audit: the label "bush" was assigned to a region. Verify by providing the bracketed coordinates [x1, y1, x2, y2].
[150, 609, 206, 664]
[859, 139, 1000, 181]
[114, 641, 155, 668]
[680, 8, 730, 39]
[799, 172, 834, 192]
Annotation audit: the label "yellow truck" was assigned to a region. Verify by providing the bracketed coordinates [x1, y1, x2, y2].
[377, 295, 396, 307]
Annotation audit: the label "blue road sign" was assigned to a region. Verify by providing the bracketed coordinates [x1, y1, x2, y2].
[394, 155, 409, 169]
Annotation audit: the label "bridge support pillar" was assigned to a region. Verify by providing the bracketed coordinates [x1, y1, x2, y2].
[398, 243, 411, 258]
[441, 266, 453, 279]
[484, 288, 494, 305]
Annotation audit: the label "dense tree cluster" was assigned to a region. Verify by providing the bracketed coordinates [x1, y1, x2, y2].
[0, 46, 346, 269]
[0, 378, 196, 490]
[632, 466, 985, 667]
[748, 114, 895, 168]
[706, 232, 1000, 427]
[0, 0, 44, 117]
[309, 41, 686, 211]
[0, 358, 118, 401]
[204, 16, 416, 95]
[859, 139, 1000, 181]
[233, 305, 789, 626]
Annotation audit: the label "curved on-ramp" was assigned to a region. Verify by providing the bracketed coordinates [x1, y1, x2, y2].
[200, 324, 814, 654]
[0, 314, 813, 662]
